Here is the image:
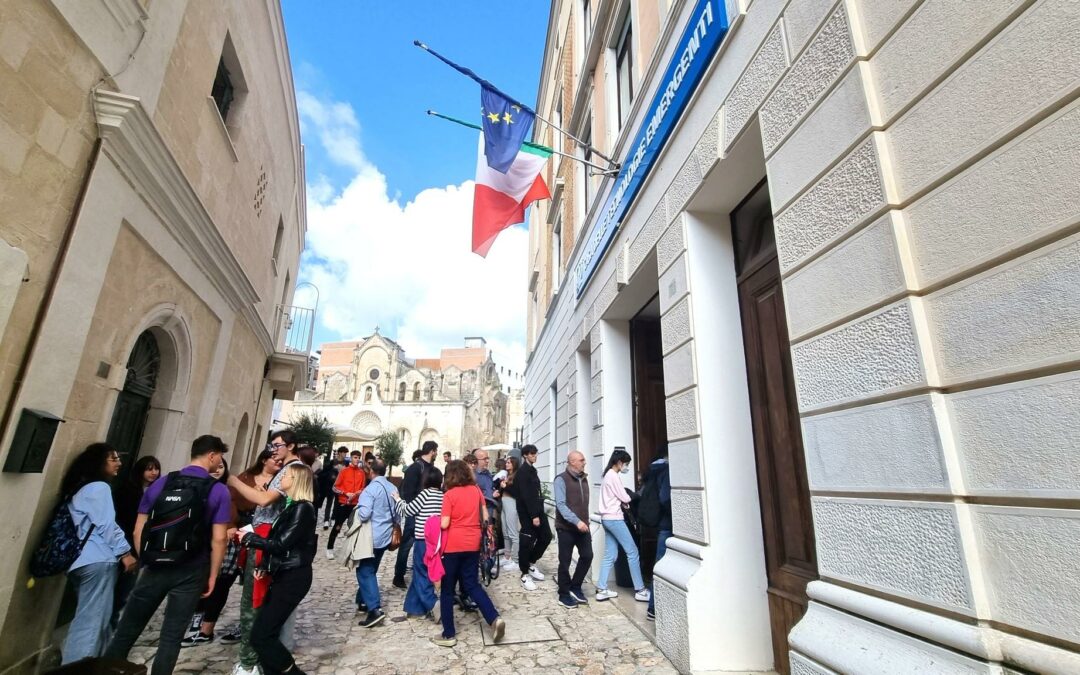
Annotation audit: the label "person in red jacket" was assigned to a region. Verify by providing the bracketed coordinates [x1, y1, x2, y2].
[326, 450, 367, 559]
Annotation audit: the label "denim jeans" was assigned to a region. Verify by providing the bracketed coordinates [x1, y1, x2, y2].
[355, 547, 387, 610]
[403, 540, 436, 615]
[440, 551, 498, 638]
[105, 563, 207, 675]
[648, 529, 672, 613]
[597, 519, 644, 591]
[62, 561, 118, 664]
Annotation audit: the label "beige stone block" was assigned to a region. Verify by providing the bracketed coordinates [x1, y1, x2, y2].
[925, 234, 1080, 385]
[0, 61, 46, 135]
[782, 0, 838, 58]
[35, 105, 66, 156]
[903, 99, 1080, 288]
[784, 213, 908, 340]
[767, 62, 874, 209]
[19, 49, 84, 119]
[870, 0, 1027, 122]
[665, 388, 699, 441]
[663, 340, 696, 397]
[56, 128, 89, 170]
[656, 217, 685, 275]
[760, 5, 856, 155]
[658, 251, 689, 315]
[887, 0, 1080, 201]
[660, 296, 693, 356]
[0, 22, 31, 70]
[850, 0, 920, 53]
[0, 116, 32, 175]
[723, 23, 789, 149]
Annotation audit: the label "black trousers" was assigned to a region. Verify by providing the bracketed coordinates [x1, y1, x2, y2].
[326, 502, 352, 549]
[517, 515, 552, 575]
[393, 515, 416, 581]
[195, 569, 238, 623]
[106, 563, 208, 675]
[556, 528, 593, 596]
[251, 566, 312, 675]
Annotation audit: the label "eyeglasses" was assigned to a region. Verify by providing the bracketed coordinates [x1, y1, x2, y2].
[270, 442, 288, 449]
[107, 455, 122, 463]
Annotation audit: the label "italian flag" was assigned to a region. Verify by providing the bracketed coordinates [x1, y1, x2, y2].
[473, 136, 552, 257]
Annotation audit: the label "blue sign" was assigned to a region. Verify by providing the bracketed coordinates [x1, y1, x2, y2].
[574, 0, 729, 298]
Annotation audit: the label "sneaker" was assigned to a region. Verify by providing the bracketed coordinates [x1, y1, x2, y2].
[432, 636, 457, 647]
[520, 574, 537, 591]
[356, 602, 368, 613]
[491, 617, 506, 642]
[500, 559, 516, 571]
[231, 665, 261, 675]
[528, 565, 545, 581]
[359, 608, 385, 628]
[322, 520, 330, 530]
[458, 595, 479, 612]
[558, 594, 579, 609]
[325, 549, 335, 560]
[219, 629, 242, 645]
[180, 631, 213, 648]
[595, 588, 618, 601]
[635, 588, 651, 603]
[570, 587, 588, 604]
[188, 612, 204, 632]
[391, 577, 407, 589]
[646, 609, 655, 621]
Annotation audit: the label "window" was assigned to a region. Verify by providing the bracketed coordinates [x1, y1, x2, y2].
[552, 90, 563, 171]
[272, 218, 284, 274]
[551, 213, 563, 295]
[616, 16, 635, 129]
[428, 384, 436, 401]
[413, 382, 421, 401]
[211, 57, 235, 122]
[398, 382, 406, 401]
[368, 368, 380, 382]
[582, 0, 592, 47]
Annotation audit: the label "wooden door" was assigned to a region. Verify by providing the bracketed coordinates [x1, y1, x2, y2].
[106, 331, 160, 483]
[733, 182, 817, 675]
[630, 306, 667, 580]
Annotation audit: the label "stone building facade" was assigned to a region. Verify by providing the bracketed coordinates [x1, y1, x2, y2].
[525, 0, 1080, 673]
[0, 1, 306, 671]
[285, 333, 509, 464]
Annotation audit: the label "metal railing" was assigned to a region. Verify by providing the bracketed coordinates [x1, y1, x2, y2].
[273, 303, 315, 356]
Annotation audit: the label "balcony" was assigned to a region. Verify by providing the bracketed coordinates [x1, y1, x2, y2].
[268, 303, 314, 400]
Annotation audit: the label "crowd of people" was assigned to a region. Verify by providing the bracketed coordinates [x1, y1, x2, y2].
[50, 430, 673, 674]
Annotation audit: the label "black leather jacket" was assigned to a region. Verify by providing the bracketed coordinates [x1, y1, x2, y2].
[243, 500, 317, 573]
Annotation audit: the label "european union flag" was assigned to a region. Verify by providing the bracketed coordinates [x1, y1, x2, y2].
[481, 86, 535, 173]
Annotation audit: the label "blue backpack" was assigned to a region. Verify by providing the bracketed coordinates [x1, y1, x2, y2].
[30, 500, 94, 578]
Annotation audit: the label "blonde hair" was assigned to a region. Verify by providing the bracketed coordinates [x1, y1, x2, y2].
[284, 463, 314, 502]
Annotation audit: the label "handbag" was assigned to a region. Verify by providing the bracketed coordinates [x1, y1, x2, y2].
[383, 485, 403, 552]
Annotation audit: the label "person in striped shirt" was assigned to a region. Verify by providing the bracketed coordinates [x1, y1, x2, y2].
[393, 468, 444, 620]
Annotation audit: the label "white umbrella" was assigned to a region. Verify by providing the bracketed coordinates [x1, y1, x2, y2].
[332, 425, 377, 443]
[479, 443, 512, 452]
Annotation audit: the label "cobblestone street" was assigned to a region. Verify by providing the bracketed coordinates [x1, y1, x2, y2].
[126, 534, 676, 674]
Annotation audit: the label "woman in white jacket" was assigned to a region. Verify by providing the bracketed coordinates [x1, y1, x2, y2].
[594, 449, 649, 603]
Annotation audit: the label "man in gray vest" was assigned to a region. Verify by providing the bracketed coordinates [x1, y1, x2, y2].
[553, 450, 593, 608]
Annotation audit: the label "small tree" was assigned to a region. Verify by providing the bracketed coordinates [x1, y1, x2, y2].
[289, 412, 335, 458]
[375, 431, 404, 477]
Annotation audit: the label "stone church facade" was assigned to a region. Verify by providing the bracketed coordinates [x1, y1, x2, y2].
[286, 332, 509, 463]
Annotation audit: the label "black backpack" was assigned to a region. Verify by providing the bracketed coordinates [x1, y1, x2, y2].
[637, 474, 662, 529]
[140, 472, 215, 566]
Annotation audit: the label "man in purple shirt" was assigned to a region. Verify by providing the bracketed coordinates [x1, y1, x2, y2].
[106, 435, 231, 675]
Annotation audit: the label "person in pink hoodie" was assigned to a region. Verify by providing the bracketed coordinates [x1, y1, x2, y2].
[595, 449, 650, 603]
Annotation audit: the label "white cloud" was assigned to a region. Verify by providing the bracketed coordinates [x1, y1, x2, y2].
[295, 91, 528, 375]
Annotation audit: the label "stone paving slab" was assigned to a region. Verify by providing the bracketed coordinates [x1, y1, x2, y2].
[125, 533, 677, 674]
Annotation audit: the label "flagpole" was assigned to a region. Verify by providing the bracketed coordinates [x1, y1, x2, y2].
[426, 111, 618, 175]
[414, 40, 621, 170]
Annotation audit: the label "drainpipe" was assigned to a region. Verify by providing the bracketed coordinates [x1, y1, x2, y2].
[0, 139, 103, 444]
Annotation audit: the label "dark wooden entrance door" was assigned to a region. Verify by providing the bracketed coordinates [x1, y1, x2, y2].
[107, 331, 160, 483]
[630, 300, 667, 581]
[733, 181, 817, 675]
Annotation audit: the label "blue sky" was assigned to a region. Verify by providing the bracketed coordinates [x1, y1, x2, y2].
[281, 1, 551, 370]
[283, 1, 551, 201]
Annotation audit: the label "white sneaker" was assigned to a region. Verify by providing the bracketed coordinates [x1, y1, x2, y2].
[231, 664, 261, 675]
[500, 559, 517, 571]
[595, 588, 618, 601]
[325, 549, 335, 560]
[528, 565, 545, 581]
[634, 588, 651, 602]
[520, 574, 538, 591]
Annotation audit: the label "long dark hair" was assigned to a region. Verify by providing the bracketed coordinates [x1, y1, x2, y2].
[126, 455, 161, 489]
[504, 456, 520, 487]
[61, 443, 116, 499]
[243, 449, 274, 477]
[604, 449, 632, 475]
[422, 467, 444, 491]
